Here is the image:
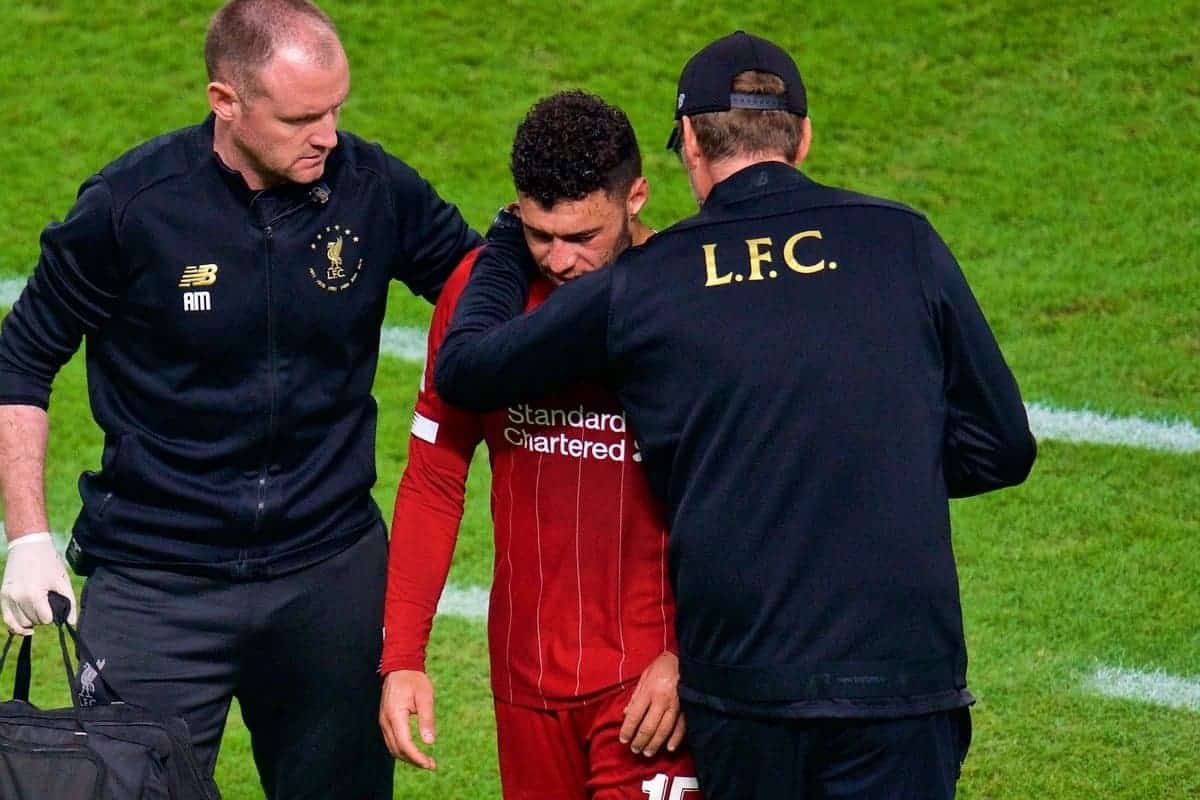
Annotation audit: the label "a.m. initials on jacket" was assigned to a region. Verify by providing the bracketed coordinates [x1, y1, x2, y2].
[178, 264, 218, 311]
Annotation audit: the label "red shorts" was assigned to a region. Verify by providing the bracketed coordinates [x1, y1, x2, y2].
[494, 682, 702, 800]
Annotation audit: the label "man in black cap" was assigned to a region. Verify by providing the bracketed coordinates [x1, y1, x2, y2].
[434, 31, 1037, 799]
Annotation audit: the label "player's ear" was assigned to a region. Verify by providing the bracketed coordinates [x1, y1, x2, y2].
[625, 177, 649, 218]
[208, 80, 241, 121]
[793, 117, 812, 166]
[681, 116, 703, 169]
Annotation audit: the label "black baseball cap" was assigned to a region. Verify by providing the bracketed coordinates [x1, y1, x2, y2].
[666, 30, 807, 151]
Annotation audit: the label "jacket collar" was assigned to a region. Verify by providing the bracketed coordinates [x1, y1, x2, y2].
[702, 161, 814, 209]
[194, 113, 342, 205]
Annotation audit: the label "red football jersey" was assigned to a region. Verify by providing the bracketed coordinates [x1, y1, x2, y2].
[382, 248, 677, 708]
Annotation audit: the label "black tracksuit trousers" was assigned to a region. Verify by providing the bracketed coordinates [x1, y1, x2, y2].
[76, 525, 392, 799]
[684, 701, 972, 800]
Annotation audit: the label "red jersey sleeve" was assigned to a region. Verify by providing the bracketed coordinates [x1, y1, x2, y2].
[381, 248, 486, 674]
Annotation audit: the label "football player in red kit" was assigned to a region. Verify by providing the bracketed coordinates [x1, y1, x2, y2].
[379, 91, 701, 799]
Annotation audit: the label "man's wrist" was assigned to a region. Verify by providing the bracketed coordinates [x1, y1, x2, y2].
[5, 532, 52, 551]
[379, 656, 427, 675]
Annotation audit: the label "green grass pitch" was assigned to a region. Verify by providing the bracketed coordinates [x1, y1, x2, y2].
[1, 1, 1198, 797]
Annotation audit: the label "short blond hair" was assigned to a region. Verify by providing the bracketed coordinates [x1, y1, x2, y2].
[690, 71, 804, 163]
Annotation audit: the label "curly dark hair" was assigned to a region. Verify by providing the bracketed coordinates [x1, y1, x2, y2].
[510, 90, 642, 208]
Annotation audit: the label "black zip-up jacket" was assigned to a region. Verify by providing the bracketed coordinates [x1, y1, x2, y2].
[0, 116, 481, 577]
[435, 163, 1036, 717]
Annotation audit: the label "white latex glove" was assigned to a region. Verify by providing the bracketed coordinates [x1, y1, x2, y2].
[1, 533, 78, 634]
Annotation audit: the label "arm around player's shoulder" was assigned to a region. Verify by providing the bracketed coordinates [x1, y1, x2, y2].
[434, 239, 615, 411]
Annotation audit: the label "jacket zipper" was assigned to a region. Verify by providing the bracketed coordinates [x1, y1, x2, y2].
[253, 199, 315, 535]
[255, 222, 275, 535]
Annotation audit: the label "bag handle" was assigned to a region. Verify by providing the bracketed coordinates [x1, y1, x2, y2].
[50, 592, 123, 704]
[0, 633, 34, 702]
[0, 634, 14, 676]
[0, 591, 123, 707]
[0, 627, 41, 704]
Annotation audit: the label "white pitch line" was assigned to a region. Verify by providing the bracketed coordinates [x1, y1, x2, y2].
[0, 277, 24, 308]
[437, 584, 489, 621]
[0, 524, 490, 622]
[1, 278, 431, 362]
[1085, 665, 1200, 713]
[1026, 402, 1200, 455]
[379, 325, 427, 362]
[4, 278, 1199, 454]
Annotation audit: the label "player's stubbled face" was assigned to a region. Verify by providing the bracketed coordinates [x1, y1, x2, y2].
[517, 189, 633, 285]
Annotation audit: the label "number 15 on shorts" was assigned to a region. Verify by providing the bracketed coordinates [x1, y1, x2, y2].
[642, 774, 700, 800]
